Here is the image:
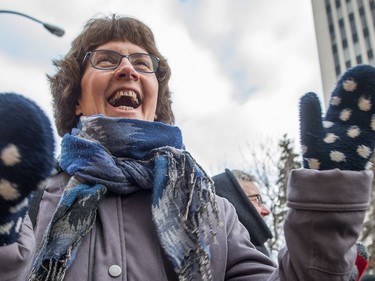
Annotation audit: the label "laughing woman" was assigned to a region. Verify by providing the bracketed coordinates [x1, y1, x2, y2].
[0, 14, 373, 281]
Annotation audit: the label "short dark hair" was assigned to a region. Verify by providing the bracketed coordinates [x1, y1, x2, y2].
[231, 170, 256, 183]
[48, 14, 174, 136]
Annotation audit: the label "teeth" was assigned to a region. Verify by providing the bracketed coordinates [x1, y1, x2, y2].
[117, 106, 134, 111]
[108, 90, 139, 106]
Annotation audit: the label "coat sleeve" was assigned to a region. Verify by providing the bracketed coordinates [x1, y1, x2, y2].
[212, 196, 277, 281]
[0, 173, 67, 281]
[0, 215, 36, 281]
[276, 168, 372, 281]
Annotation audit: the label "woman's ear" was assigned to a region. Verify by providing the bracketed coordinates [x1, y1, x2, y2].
[75, 103, 82, 115]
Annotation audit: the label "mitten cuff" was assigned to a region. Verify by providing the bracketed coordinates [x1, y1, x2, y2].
[287, 168, 372, 211]
[0, 198, 29, 246]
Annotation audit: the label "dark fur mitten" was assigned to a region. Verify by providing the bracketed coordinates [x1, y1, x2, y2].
[300, 64, 375, 170]
[0, 93, 55, 245]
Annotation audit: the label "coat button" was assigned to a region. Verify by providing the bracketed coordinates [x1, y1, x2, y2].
[108, 265, 122, 277]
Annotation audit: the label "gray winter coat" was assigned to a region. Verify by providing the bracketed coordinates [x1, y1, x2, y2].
[0, 168, 372, 281]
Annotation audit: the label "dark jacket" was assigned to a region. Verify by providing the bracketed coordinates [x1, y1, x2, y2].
[212, 169, 273, 256]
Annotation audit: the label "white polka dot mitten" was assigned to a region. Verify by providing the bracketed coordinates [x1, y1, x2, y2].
[0, 93, 55, 245]
[300, 64, 375, 171]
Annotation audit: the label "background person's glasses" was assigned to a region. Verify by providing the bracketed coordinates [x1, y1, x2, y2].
[247, 194, 264, 207]
[84, 50, 160, 73]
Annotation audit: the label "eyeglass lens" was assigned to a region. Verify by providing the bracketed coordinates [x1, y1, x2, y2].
[248, 195, 264, 206]
[89, 50, 159, 73]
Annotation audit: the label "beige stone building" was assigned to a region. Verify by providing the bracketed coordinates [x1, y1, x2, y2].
[311, 0, 375, 105]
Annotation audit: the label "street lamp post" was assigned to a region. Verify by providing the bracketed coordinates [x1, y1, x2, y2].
[0, 10, 65, 37]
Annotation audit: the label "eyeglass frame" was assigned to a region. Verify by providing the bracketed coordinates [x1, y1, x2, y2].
[247, 194, 265, 207]
[83, 49, 160, 74]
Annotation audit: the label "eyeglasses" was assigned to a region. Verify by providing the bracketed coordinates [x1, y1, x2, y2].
[247, 194, 264, 207]
[83, 49, 160, 73]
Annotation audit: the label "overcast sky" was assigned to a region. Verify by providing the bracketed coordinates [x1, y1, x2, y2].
[0, 0, 324, 175]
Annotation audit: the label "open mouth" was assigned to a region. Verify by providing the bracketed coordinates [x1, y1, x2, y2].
[108, 90, 140, 110]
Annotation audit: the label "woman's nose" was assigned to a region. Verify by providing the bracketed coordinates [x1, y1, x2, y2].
[114, 58, 140, 80]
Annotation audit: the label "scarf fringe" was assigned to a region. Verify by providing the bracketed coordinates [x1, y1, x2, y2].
[29, 247, 71, 281]
[159, 150, 220, 281]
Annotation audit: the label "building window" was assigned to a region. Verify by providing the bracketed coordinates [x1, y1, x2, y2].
[326, 1, 336, 46]
[363, 27, 369, 37]
[335, 65, 341, 77]
[368, 49, 374, 59]
[339, 19, 347, 41]
[359, 2, 373, 55]
[325, 0, 331, 10]
[346, 61, 351, 68]
[349, 13, 354, 21]
[360, 8, 366, 24]
[349, 13, 358, 43]
[332, 44, 338, 53]
[329, 24, 335, 34]
[370, 0, 375, 29]
[356, 55, 362, 64]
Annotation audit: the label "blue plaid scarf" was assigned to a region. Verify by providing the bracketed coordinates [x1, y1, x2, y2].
[30, 115, 219, 281]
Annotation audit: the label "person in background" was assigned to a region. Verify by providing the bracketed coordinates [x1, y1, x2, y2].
[0, 13, 374, 281]
[231, 169, 271, 217]
[212, 169, 273, 256]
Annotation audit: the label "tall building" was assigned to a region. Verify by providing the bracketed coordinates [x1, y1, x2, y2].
[311, 0, 375, 105]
